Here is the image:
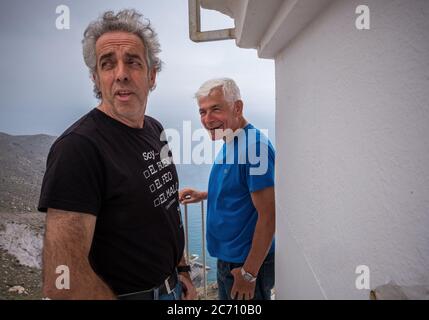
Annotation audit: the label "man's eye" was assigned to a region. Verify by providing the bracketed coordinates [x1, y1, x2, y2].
[128, 60, 141, 66]
[101, 61, 113, 69]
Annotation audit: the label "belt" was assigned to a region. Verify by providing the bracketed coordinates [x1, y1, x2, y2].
[117, 272, 178, 300]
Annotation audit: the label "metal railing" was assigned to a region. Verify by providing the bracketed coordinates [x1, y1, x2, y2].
[182, 201, 208, 299]
[188, 0, 236, 42]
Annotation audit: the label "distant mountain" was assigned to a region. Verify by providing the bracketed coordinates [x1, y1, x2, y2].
[0, 132, 56, 213]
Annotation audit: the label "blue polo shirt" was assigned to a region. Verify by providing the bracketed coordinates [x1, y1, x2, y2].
[207, 123, 275, 263]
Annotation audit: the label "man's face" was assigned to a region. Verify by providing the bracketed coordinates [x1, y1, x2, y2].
[94, 31, 156, 122]
[198, 87, 243, 140]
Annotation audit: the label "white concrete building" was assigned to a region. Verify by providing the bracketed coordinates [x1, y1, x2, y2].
[192, 0, 429, 299]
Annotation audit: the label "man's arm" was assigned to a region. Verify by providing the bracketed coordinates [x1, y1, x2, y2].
[231, 186, 275, 300]
[243, 186, 275, 275]
[42, 208, 116, 299]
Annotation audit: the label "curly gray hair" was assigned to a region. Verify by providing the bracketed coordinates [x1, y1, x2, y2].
[82, 9, 162, 99]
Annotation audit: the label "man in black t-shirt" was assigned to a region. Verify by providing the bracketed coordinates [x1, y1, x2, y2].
[38, 9, 196, 300]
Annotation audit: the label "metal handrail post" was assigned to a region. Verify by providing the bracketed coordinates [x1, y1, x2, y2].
[184, 203, 189, 263]
[201, 200, 207, 299]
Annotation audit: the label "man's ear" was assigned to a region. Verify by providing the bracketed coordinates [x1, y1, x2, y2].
[92, 73, 99, 87]
[234, 100, 244, 116]
[149, 68, 157, 89]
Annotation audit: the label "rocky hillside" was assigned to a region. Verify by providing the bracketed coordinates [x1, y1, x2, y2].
[0, 132, 54, 299]
[0, 212, 44, 300]
[0, 132, 56, 213]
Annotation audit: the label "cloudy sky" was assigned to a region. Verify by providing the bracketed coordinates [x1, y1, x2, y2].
[0, 0, 275, 139]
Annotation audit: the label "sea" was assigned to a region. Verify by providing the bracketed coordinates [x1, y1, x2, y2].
[175, 163, 217, 283]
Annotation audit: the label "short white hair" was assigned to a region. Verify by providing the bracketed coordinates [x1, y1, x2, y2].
[195, 78, 241, 103]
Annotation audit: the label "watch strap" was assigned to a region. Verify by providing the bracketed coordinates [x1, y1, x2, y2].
[177, 265, 191, 273]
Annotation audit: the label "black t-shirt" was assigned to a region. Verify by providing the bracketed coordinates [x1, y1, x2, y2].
[38, 108, 185, 295]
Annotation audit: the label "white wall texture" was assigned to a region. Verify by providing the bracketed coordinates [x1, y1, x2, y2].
[275, 0, 429, 299]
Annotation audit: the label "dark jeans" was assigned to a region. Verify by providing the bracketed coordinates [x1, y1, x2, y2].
[217, 252, 275, 300]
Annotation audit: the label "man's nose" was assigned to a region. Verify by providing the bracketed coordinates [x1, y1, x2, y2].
[115, 61, 129, 82]
[205, 111, 214, 122]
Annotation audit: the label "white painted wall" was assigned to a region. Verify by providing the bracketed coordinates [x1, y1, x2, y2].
[275, 0, 429, 299]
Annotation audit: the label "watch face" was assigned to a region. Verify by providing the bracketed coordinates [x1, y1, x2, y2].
[244, 274, 253, 281]
[241, 268, 257, 282]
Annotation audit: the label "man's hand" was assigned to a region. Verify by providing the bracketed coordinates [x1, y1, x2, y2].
[230, 268, 256, 300]
[179, 273, 197, 300]
[179, 188, 207, 204]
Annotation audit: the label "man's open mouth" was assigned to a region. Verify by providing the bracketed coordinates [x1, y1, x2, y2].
[115, 90, 133, 97]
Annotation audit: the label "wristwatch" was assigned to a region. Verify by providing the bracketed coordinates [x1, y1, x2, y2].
[241, 267, 257, 283]
[177, 265, 191, 273]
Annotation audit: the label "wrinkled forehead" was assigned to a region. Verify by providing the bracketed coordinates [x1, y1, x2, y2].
[95, 31, 146, 57]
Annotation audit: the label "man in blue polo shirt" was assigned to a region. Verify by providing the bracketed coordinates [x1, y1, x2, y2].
[179, 78, 275, 300]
